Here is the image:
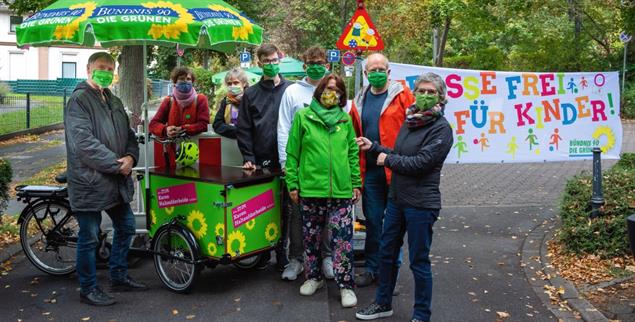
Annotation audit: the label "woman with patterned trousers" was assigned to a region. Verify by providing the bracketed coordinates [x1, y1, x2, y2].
[285, 74, 361, 308]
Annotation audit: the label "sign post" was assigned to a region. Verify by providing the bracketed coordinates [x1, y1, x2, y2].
[620, 32, 632, 94]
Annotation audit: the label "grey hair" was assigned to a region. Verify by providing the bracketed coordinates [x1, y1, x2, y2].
[414, 72, 447, 105]
[224, 67, 250, 87]
[87, 52, 115, 67]
[364, 53, 390, 70]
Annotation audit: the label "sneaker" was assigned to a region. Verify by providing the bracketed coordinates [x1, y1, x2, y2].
[110, 276, 149, 292]
[354, 271, 376, 287]
[80, 287, 116, 306]
[299, 279, 325, 296]
[281, 259, 304, 281]
[355, 302, 393, 320]
[340, 288, 357, 308]
[322, 257, 335, 280]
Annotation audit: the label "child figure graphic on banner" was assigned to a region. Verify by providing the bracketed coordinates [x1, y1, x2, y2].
[525, 128, 539, 150]
[579, 77, 588, 90]
[506, 136, 519, 159]
[549, 128, 563, 151]
[478, 132, 490, 152]
[567, 77, 578, 94]
[454, 135, 468, 158]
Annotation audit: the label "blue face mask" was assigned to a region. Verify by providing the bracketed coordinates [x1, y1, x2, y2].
[175, 81, 193, 93]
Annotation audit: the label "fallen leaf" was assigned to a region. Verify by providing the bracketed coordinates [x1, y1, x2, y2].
[234, 297, 241, 302]
[186, 315, 195, 320]
[81, 318, 90, 321]
[468, 292, 476, 296]
[496, 311, 511, 319]
[172, 309, 179, 315]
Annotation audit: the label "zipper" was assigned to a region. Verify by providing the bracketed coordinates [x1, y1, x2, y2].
[328, 130, 333, 198]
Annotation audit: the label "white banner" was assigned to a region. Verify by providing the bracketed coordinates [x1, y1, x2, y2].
[371, 63, 623, 163]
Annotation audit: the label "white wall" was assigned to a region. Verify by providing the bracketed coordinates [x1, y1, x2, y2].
[48, 48, 101, 80]
[0, 45, 39, 80]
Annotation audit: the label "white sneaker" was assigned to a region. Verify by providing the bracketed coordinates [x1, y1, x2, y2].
[281, 259, 303, 281]
[299, 279, 325, 296]
[340, 289, 357, 308]
[322, 256, 335, 280]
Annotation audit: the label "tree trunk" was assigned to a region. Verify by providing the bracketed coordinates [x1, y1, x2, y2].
[118, 45, 145, 128]
[437, 17, 451, 67]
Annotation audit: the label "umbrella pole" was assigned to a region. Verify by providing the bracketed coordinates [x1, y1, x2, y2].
[143, 44, 151, 230]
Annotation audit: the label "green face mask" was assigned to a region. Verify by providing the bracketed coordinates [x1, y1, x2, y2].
[367, 71, 388, 89]
[415, 93, 439, 111]
[306, 64, 327, 80]
[262, 63, 280, 77]
[91, 69, 114, 88]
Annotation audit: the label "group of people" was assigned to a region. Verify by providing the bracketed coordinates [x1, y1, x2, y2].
[64, 43, 454, 322]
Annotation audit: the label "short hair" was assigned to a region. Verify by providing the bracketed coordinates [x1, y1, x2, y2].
[224, 67, 250, 87]
[364, 53, 389, 70]
[301, 46, 326, 63]
[313, 74, 347, 108]
[256, 43, 279, 61]
[87, 52, 115, 67]
[170, 66, 196, 84]
[414, 72, 447, 105]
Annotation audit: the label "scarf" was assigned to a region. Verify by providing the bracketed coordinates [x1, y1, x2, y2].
[223, 98, 240, 125]
[174, 87, 197, 108]
[406, 104, 443, 129]
[309, 98, 344, 133]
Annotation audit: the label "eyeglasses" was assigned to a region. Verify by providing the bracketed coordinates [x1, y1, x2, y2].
[261, 58, 279, 64]
[368, 68, 387, 73]
[414, 88, 437, 95]
[306, 61, 327, 65]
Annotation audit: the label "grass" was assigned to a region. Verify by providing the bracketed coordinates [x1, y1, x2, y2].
[0, 105, 64, 136]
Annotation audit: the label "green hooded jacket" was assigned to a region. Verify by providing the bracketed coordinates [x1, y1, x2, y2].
[285, 101, 361, 198]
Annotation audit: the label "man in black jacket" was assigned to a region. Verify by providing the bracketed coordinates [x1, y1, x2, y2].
[65, 52, 147, 307]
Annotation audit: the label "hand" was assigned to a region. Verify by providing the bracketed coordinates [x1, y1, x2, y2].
[242, 161, 256, 170]
[352, 188, 361, 204]
[166, 126, 180, 138]
[289, 190, 299, 204]
[356, 137, 372, 151]
[117, 155, 134, 176]
[377, 152, 387, 166]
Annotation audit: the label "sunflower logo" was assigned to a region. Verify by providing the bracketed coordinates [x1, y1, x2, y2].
[207, 242, 217, 256]
[592, 126, 616, 153]
[227, 230, 246, 256]
[143, 1, 194, 40]
[165, 207, 175, 215]
[53, 2, 97, 40]
[209, 4, 255, 41]
[265, 223, 279, 242]
[246, 219, 256, 230]
[215, 223, 225, 237]
[186, 210, 207, 239]
[150, 209, 157, 226]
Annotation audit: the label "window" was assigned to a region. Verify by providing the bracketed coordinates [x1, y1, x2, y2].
[62, 62, 77, 79]
[10, 16, 23, 33]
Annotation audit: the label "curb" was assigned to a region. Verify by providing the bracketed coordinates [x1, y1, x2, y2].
[0, 240, 24, 265]
[521, 220, 608, 322]
[0, 123, 64, 142]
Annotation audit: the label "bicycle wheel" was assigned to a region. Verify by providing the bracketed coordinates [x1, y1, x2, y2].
[153, 227, 200, 293]
[20, 201, 77, 276]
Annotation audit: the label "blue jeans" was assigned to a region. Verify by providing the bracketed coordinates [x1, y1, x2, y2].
[363, 167, 401, 274]
[375, 201, 438, 322]
[75, 203, 136, 294]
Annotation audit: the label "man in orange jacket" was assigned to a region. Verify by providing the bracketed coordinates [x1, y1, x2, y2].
[350, 53, 415, 287]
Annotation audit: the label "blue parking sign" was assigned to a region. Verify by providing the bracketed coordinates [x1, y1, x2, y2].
[327, 50, 340, 63]
[240, 52, 251, 63]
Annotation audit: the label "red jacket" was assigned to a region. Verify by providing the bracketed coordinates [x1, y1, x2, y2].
[149, 94, 210, 137]
[350, 81, 415, 185]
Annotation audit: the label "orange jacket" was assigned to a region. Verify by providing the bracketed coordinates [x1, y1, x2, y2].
[350, 80, 415, 185]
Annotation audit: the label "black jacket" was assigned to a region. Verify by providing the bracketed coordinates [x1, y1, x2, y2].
[64, 81, 139, 212]
[236, 76, 292, 168]
[213, 98, 237, 139]
[369, 116, 453, 210]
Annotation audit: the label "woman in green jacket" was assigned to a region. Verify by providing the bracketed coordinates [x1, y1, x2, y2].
[285, 74, 362, 308]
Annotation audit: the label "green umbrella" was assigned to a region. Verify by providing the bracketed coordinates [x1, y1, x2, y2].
[246, 56, 306, 77]
[212, 69, 260, 86]
[16, 0, 263, 52]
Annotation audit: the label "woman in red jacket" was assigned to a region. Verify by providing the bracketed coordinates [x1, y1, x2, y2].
[149, 67, 210, 139]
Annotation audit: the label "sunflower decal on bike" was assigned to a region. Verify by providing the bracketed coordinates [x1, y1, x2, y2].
[150, 209, 157, 226]
[165, 206, 175, 215]
[227, 230, 246, 256]
[265, 223, 279, 242]
[215, 223, 224, 237]
[207, 242, 217, 257]
[142, 1, 194, 40]
[53, 2, 97, 40]
[246, 219, 256, 230]
[186, 210, 207, 239]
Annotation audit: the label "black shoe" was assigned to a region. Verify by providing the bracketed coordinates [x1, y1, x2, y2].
[355, 302, 393, 320]
[110, 276, 149, 292]
[80, 287, 116, 306]
[275, 250, 289, 272]
[354, 271, 376, 287]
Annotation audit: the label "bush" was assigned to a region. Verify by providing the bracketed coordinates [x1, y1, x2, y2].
[0, 159, 12, 216]
[622, 82, 635, 119]
[0, 81, 11, 97]
[558, 153, 635, 258]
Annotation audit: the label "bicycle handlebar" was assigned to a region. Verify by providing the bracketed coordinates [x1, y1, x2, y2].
[151, 132, 189, 145]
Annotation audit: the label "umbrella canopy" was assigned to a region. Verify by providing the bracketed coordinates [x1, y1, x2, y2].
[246, 56, 306, 77]
[212, 69, 260, 86]
[16, 0, 263, 52]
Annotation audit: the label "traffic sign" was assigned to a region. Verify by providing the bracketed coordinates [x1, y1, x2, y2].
[240, 52, 251, 63]
[327, 50, 341, 63]
[336, 0, 384, 51]
[342, 51, 356, 66]
[620, 31, 632, 43]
